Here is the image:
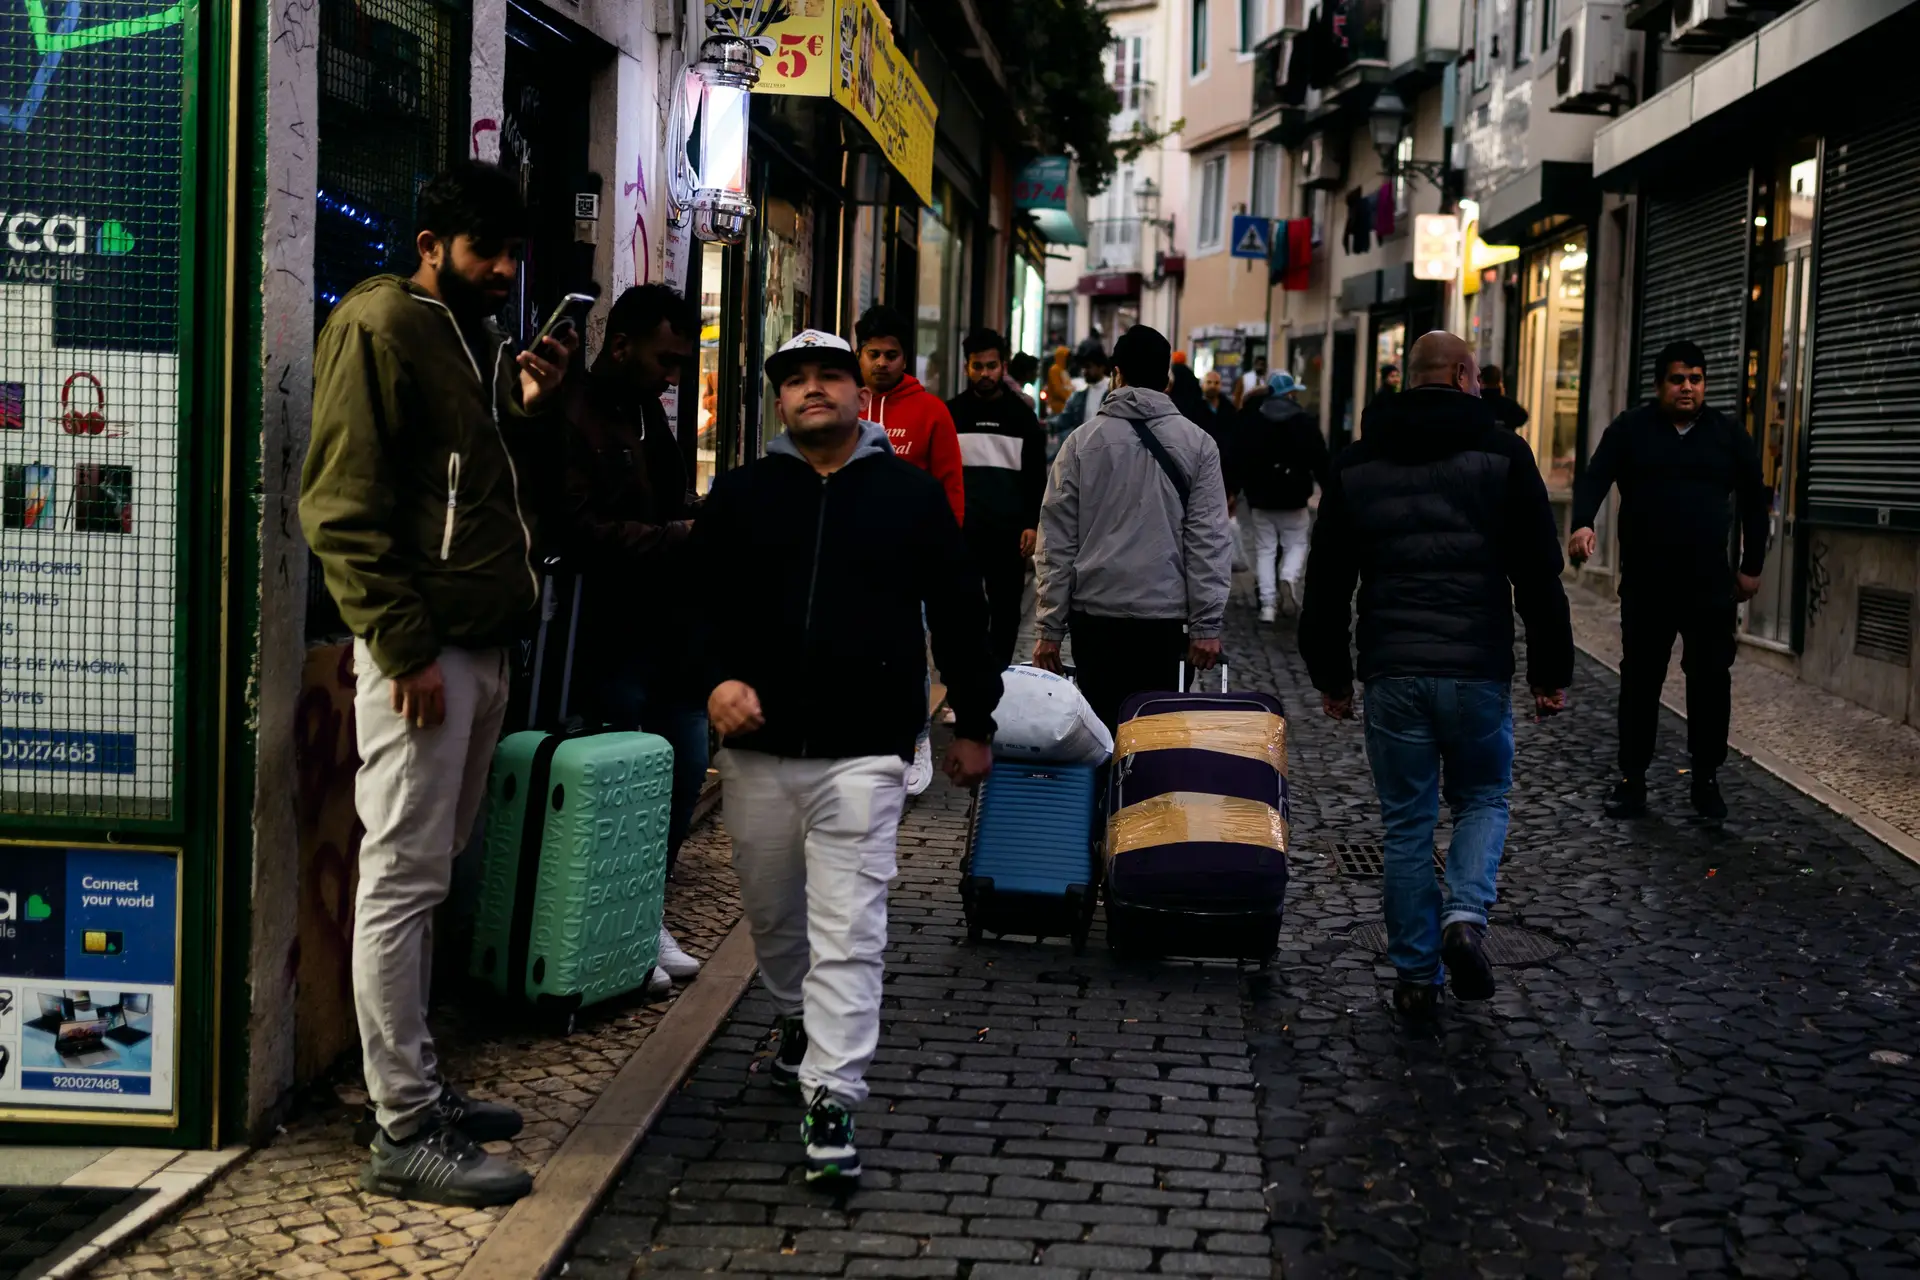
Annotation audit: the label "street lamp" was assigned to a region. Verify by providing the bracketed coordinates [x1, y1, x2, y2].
[667, 36, 761, 245]
[1368, 88, 1449, 190]
[1133, 177, 1175, 235]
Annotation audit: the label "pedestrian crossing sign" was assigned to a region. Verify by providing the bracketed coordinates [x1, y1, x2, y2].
[1230, 215, 1272, 260]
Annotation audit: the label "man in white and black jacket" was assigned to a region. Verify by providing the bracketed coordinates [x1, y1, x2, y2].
[1300, 332, 1572, 1024]
[948, 327, 1048, 667]
[691, 329, 1001, 1186]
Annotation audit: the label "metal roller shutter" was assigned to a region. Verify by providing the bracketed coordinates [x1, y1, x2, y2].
[1633, 175, 1752, 408]
[1806, 114, 1920, 531]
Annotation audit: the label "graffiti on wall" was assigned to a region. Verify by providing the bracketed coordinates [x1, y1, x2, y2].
[292, 642, 362, 1080]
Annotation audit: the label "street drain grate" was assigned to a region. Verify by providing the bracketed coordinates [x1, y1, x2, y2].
[1331, 842, 1447, 876]
[0, 1185, 154, 1280]
[1343, 922, 1564, 965]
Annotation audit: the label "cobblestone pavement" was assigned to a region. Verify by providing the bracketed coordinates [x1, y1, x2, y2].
[1567, 585, 1920, 847]
[572, 599, 1920, 1280]
[92, 827, 742, 1279]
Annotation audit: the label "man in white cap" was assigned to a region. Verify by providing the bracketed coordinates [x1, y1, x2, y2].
[689, 330, 1001, 1183]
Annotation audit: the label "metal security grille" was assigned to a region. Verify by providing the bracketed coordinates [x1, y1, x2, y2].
[0, 0, 189, 819]
[1331, 842, 1447, 876]
[1345, 921, 1564, 965]
[1805, 112, 1920, 532]
[1634, 174, 1751, 408]
[1854, 586, 1914, 666]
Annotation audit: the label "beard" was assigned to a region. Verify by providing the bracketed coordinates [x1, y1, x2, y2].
[970, 375, 1002, 398]
[437, 261, 501, 325]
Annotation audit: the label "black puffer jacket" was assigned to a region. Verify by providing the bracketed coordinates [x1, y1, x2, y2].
[1298, 386, 1573, 691]
[1229, 394, 1330, 510]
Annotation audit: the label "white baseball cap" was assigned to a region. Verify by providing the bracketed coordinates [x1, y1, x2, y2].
[765, 329, 862, 385]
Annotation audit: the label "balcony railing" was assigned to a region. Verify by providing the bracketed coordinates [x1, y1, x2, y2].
[1086, 217, 1145, 273]
[1111, 80, 1158, 137]
[1330, 0, 1388, 75]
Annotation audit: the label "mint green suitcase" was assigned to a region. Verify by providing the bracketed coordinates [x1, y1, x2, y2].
[470, 729, 674, 1012]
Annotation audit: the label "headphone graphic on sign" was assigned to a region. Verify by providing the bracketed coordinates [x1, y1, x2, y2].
[59, 372, 122, 437]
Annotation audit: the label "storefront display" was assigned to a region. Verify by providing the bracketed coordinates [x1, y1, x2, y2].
[696, 242, 728, 494]
[759, 198, 813, 449]
[917, 183, 967, 399]
[0, 842, 180, 1121]
[1517, 230, 1587, 491]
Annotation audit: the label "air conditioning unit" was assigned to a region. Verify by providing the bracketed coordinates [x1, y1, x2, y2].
[1553, 2, 1629, 114]
[1299, 132, 1346, 190]
[1671, 0, 1739, 45]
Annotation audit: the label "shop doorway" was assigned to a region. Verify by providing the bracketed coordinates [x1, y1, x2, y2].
[1742, 147, 1819, 649]
[1517, 229, 1587, 492]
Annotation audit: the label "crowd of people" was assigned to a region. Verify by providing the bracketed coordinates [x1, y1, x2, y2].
[299, 160, 1772, 1208]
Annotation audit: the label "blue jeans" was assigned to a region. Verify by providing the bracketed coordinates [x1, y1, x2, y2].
[1361, 677, 1515, 984]
[598, 666, 710, 875]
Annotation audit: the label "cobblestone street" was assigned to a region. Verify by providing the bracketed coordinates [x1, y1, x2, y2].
[570, 601, 1920, 1280]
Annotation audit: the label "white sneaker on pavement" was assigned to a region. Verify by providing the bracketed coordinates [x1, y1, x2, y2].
[906, 734, 934, 797]
[657, 926, 701, 981]
[1259, 604, 1278, 624]
[644, 966, 673, 999]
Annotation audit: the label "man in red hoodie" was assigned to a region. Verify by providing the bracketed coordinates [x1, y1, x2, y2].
[856, 304, 965, 527]
[855, 304, 964, 797]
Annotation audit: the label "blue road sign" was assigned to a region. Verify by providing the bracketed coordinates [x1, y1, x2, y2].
[1230, 215, 1273, 260]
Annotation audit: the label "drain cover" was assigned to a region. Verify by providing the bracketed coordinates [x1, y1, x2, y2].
[1331, 842, 1447, 877]
[0, 1185, 153, 1280]
[1343, 922, 1563, 965]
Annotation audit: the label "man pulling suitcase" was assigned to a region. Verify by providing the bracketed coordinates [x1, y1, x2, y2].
[691, 330, 1002, 1182]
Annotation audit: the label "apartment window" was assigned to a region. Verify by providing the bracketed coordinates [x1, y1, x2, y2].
[1515, 0, 1535, 65]
[1192, 0, 1210, 76]
[1107, 35, 1147, 110]
[1393, 131, 1412, 223]
[1240, 0, 1256, 50]
[1251, 143, 1280, 218]
[1472, 0, 1491, 88]
[1197, 153, 1227, 249]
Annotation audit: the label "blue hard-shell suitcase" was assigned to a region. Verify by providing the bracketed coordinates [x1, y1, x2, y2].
[962, 761, 1100, 952]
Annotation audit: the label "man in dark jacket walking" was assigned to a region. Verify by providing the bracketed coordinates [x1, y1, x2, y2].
[302, 161, 573, 1206]
[557, 283, 706, 988]
[1478, 365, 1530, 432]
[694, 329, 1000, 1185]
[1229, 372, 1329, 622]
[948, 328, 1047, 668]
[1301, 332, 1572, 1023]
[1570, 340, 1769, 823]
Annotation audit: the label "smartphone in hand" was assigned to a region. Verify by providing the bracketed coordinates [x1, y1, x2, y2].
[532, 291, 597, 358]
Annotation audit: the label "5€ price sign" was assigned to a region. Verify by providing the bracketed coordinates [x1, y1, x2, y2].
[775, 32, 827, 79]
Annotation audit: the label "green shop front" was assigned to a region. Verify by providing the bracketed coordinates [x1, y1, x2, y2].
[1, 0, 245, 1144]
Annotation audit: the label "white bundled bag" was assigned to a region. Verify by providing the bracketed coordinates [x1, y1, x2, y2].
[991, 665, 1113, 766]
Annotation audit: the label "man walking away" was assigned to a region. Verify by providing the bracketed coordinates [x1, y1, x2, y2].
[1230, 371, 1329, 623]
[1007, 353, 1041, 409]
[694, 330, 1000, 1183]
[302, 161, 574, 1206]
[1300, 332, 1571, 1024]
[1033, 325, 1233, 731]
[855, 303, 964, 796]
[949, 329, 1048, 668]
[557, 283, 706, 987]
[1569, 340, 1769, 823]
[1047, 342, 1110, 460]
[1478, 365, 1530, 433]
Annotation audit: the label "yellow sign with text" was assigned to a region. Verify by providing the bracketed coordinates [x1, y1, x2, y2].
[702, 0, 935, 203]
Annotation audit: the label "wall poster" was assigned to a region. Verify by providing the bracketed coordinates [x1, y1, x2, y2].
[0, 842, 181, 1119]
[0, 0, 189, 821]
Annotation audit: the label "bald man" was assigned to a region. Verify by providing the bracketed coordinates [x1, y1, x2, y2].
[1299, 331, 1573, 1025]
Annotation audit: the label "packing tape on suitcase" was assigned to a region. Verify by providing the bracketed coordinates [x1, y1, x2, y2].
[1113, 711, 1287, 772]
[1105, 791, 1289, 856]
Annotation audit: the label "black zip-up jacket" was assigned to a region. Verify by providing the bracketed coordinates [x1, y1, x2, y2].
[1570, 402, 1769, 599]
[1228, 394, 1330, 510]
[1299, 386, 1574, 692]
[691, 421, 1003, 760]
[947, 387, 1047, 544]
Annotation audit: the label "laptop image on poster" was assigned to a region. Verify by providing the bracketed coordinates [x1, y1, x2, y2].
[26, 993, 74, 1034]
[103, 1006, 151, 1047]
[54, 1018, 119, 1067]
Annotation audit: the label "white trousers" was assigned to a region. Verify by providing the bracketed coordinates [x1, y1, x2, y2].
[351, 641, 510, 1138]
[1251, 507, 1313, 609]
[719, 749, 908, 1105]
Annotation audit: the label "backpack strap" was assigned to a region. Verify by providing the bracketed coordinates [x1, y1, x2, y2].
[1128, 419, 1191, 510]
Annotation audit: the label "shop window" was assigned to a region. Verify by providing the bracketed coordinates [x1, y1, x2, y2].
[1197, 154, 1228, 250]
[1192, 0, 1210, 76]
[696, 242, 727, 495]
[917, 202, 966, 398]
[1516, 229, 1586, 490]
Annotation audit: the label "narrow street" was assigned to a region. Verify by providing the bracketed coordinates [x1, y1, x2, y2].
[566, 605, 1920, 1280]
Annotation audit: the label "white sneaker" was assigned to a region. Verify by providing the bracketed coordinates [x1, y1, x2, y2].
[1259, 604, 1277, 624]
[906, 734, 934, 797]
[657, 927, 701, 981]
[644, 966, 673, 999]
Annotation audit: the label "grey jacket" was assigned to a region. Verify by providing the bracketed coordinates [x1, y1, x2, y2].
[1035, 386, 1234, 641]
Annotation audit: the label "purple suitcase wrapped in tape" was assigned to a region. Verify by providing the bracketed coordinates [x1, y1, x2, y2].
[1104, 670, 1289, 962]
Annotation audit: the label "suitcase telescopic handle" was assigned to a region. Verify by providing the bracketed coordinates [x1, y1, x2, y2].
[1176, 660, 1230, 693]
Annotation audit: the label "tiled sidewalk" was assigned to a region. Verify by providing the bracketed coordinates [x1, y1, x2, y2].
[1566, 587, 1920, 851]
[89, 823, 743, 1279]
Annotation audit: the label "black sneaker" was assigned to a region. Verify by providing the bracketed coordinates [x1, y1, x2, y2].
[769, 1015, 807, 1093]
[1441, 922, 1496, 1002]
[1605, 776, 1648, 819]
[1690, 774, 1728, 823]
[360, 1120, 532, 1207]
[353, 1083, 523, 1147]
[801, 1088, 861, 1183]
[1392, 981, 1440, 1027]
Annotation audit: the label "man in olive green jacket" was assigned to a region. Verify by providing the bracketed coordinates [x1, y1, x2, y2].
[300, 162, 573, 1208]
